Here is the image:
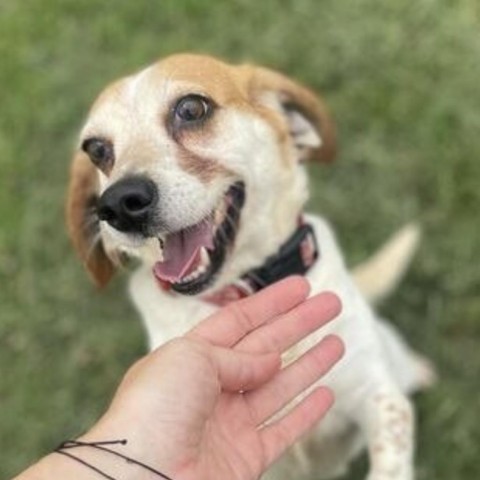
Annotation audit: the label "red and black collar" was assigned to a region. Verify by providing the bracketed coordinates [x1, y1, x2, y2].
[202, 221, 318, 306]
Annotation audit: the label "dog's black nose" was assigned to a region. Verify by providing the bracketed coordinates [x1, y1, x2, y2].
[97, 176, 158, 234]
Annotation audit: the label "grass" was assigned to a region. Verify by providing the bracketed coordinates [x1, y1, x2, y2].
[1, 0, 479, 478]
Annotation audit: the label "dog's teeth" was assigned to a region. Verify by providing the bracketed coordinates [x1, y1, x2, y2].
[214, 198, 228, 225]
[158, 235, 166, 249]
[214, 209, 223, 225]
[178, 257, 210, 284]
[200, 247, 211, 266]
[156, 236, 166, 262]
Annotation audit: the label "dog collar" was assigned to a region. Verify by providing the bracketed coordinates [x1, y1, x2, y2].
[202, 221, 319, 306]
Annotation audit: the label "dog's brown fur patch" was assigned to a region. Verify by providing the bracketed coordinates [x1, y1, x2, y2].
[66, 151, 115, 287]
[176, 146, 233, 184]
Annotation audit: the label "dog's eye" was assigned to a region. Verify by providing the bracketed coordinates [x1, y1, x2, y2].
[82, 138, 114, 171]
[174, 95, 211, 123]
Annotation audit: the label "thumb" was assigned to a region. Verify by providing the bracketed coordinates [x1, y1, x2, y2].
[210, 347, 281, 392]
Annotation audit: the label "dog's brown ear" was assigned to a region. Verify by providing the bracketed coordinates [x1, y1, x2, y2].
[245, 66, 336, 163]
[66, 150, 115, 287]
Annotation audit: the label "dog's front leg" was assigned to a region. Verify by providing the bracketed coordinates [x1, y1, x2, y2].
[359, 385, 415, 480]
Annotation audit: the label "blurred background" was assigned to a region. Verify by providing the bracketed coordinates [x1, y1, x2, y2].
[1, 0, 479, 478]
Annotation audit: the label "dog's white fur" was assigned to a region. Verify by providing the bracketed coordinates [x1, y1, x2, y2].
[67, 54, 434, 479]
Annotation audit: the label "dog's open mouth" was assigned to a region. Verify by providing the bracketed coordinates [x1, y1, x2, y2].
[153, 182, 245, 295]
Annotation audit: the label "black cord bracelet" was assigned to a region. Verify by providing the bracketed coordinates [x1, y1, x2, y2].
[55, 439, 174, 480]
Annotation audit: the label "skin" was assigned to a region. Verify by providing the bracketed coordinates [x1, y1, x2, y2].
[15, 277, 344, 480]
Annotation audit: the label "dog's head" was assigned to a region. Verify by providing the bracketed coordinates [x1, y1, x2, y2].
[67, 53, 335, 294]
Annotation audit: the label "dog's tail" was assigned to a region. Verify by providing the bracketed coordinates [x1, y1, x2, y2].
[352, 223, 421, 305]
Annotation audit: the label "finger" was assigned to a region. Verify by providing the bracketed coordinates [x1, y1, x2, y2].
[187, 276, 310, 347]
[210, 346, 281, 392]
[245, 335, 344, 424]
[260, 386, 335, 467]
[236, 292, 341, 355]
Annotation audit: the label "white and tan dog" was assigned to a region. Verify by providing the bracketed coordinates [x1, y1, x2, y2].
[67, 53, 434, 479]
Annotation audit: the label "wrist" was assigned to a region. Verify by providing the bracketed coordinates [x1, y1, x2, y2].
[75, 436, 172, 480]
[14, 438, 174, 480]
[79, 411, 184, 479]
[14, 452, 117, 480]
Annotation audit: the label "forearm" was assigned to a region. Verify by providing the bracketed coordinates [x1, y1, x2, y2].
[14, 452, 111, 480]
[13, 443, 157, 480]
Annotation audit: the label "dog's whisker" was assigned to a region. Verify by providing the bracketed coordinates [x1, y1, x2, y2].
[84, 204, 99, 217]
[82, 214, 99, 231]
[85, 230, 102, 261]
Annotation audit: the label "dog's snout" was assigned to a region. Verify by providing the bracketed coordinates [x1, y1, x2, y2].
[97, 176, 157, 234]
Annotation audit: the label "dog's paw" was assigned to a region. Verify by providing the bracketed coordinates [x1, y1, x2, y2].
[367, 456, 414, 480]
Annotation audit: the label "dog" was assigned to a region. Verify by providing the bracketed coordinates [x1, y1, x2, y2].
[66, 53, 435, 479]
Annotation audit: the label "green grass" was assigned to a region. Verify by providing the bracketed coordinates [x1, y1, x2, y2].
[1, 0, 479, 478]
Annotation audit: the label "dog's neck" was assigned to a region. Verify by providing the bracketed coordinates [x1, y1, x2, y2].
[202, 217, 318, 306]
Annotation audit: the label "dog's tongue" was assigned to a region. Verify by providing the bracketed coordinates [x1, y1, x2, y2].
[153, 220, 214, 283]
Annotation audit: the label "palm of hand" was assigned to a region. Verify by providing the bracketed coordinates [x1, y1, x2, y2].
[191, 393, 270, 480]
[86, 278, 343, 480]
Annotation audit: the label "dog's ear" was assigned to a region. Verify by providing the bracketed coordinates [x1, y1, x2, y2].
[246, 66, 336, 162]
[66, 150, 115, 287]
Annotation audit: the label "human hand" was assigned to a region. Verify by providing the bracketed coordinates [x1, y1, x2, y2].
[19, 277, 343, 480]
[84, 277, 344, 480]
